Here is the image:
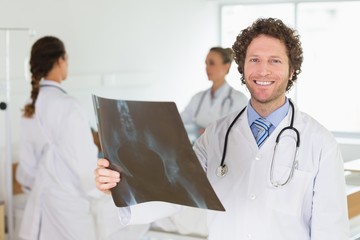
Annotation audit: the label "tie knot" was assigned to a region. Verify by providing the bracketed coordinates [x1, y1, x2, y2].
[254, 118, 271, 131]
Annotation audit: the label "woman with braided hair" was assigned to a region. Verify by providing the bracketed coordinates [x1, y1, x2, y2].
[15, 36, 112, 240]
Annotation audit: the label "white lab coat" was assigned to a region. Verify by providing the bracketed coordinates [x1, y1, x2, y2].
[118, 102, 349, 240]
[17, 114, 46, 191]
[181, 82, 248, 141]
[195, 102, 349, 240]
[16, 80, 123, 240]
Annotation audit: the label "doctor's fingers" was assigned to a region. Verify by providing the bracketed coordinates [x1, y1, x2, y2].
[97, 158, 110, 168]
[95, 174, 120, 192]
[95, 166, 121, 179]
[95, 181, 114, 195]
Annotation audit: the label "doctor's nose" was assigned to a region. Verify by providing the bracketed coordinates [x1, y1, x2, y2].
[257, 63, 271, 77]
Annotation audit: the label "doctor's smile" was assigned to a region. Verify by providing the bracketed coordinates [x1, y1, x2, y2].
[254, 80, 273, 86]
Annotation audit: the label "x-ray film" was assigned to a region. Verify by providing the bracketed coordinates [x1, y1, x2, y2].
[92, 95, 225, 211]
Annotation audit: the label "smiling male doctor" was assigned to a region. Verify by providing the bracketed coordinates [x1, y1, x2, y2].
[95, 18, 349, 240]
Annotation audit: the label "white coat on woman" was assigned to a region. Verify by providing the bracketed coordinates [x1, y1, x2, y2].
[180, 81, 247, 141]
[115, 101, 349, 240]
[16, 80, 133, 240]
[181, 81, 247, 128]
[17, 80, 99, 240]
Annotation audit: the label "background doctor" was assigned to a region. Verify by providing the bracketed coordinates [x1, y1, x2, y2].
[16, 36, 132, 240]
[180, 47, 248, 141]
[94, 18, 349, 240]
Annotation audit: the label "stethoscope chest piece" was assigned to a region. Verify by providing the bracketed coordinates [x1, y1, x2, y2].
[216, 164, 228, 177]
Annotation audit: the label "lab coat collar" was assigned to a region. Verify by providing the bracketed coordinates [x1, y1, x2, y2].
[40, 79, 67, 94]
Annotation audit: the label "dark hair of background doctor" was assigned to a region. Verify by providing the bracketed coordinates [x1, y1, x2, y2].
[23, 36, 66, 118]
[209, 47, 234, 67]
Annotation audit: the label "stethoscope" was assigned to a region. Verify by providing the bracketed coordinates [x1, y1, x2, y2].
[194, 87, 233, 118]
[40, 84, 67, 94]
[216, 100, 300, 188]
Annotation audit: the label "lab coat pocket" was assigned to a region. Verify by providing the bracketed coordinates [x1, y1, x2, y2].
[266, 165, 312, 217]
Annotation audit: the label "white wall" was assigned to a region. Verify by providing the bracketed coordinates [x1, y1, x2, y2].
[0, 0, 222, 200]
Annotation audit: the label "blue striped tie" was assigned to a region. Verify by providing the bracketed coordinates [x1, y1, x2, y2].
[254, 118, 271, 147]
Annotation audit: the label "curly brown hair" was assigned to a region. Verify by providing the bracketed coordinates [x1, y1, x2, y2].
[232, 18, 303, 91]
[23, 36, 66, 118]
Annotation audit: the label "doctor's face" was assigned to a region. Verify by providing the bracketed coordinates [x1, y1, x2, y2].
[205, 51, 230, 83]
[244, 35, 293, 111]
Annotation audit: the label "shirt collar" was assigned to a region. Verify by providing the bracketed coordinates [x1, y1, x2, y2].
[247, 98, 290, 128]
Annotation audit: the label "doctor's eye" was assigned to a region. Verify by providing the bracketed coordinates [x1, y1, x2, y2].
[270, 58, 282, 64]
[249, 58, 259, 63]
[206, 60, 215, 66]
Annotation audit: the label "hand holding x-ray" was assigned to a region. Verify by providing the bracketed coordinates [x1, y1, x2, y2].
[92, 95, 225, 211]
[95, 158, 120, 194]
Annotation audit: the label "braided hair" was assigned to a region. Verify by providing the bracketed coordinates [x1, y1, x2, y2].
[23, 36, 66, 118]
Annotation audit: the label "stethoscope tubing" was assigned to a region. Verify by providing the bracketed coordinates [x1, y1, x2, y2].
[40, 84, 67, 94]
[218, 100, 300, 186]
[219, 106, 246, 168]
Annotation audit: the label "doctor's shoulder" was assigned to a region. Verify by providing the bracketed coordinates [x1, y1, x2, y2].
[62, 95, 85, 109]
[297, 111, 338, 148]
[50, 95, 88, 122]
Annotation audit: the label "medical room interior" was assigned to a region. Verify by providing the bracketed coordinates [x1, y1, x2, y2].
[1, 0, 360, 239]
